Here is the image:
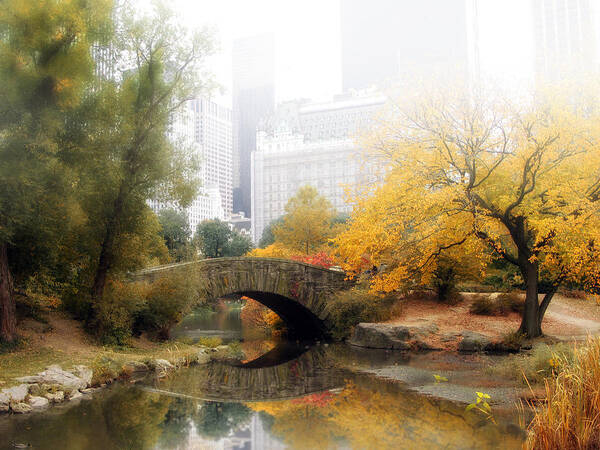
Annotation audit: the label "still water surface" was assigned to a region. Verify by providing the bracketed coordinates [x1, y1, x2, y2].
[0, 305, 526, 449]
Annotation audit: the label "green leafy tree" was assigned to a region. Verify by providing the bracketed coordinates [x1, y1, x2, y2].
[86, 2, 215, 300]
[195, 220, 253, 258]
[0, 0, 111, 342]
[195, 220, 231, 258]
[226, 232, 254, 257]
[259, 217, 283, 248]
[274, 186, 336, 254]
[158, 208, 194, 262]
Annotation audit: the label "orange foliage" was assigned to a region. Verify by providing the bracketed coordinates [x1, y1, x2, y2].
[290, 252, 335, 269]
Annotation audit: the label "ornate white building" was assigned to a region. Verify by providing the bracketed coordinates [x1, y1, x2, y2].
[251, 90, 386, 243]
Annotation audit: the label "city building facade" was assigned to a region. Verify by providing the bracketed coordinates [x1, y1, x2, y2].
[149, 98, 232, 235]
[251, 91, 385, 243]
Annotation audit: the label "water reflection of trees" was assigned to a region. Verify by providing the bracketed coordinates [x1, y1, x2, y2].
[249, 378, 526, 450]
[194, 402, 252, 440]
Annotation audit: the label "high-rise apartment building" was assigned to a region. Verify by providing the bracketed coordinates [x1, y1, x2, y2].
[232, 34, 275, 218]
[191, 98, 233, 220]
[149, 98, 232, 235]
[340, 0, 473, 91]
[251, 91, 386, 242]
[532, 0, 600, 81]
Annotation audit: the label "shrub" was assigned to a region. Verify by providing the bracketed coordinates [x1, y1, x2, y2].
[325, 286, 400, 340]
[469, 294, 496, 315]
[469, 292, 524, 316]
[526, 338, 600, 449]
[432, 265, 463, 304]
[92, 280, 147, 346]
[135, 271, 197, 340]
[496, 292, 524, 314]
[196, 336, 223, 348]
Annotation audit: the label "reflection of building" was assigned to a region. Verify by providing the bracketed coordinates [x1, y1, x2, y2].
[184, 413, 284, 450]
[232, 34, 275, 218]
[251, 91, 385, 243]
[532, 0, 600, 81]
[340, 0, 472, 90]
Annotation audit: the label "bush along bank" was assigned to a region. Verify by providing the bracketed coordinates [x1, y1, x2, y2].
[0, 343, 235, 416]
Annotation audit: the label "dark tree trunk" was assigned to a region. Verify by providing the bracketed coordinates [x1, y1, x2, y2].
[92, 186, 125, 300]
[518, 259, 542, 338]
[0, 242, 16, 343]
[91, 230, 114, 300]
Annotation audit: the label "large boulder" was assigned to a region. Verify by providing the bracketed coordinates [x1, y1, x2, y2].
[349, 323, 412, 350]
[458, 331, 492, 353]
[16, 365, 89, 390]
[2, 384, 29, 403]
[28, 396, 49, 410]
[72, 366, 93, 386]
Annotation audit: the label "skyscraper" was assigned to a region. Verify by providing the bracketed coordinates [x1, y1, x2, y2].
[340, 0, 472, 91]
[232, 34, 275, 218]
[191, 98, 233, 220]
[149, 98, 232, 235]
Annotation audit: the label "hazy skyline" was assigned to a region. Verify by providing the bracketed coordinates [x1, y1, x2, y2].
[166, 1, 569, 106]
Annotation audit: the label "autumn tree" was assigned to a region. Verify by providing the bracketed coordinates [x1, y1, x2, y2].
[0, 0, 111, 342]
[334, 83, 600, 337]
[86, 2, 214, 300]
[274, 186, 336, 255]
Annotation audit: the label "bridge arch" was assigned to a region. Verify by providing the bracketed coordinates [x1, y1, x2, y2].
[134, 257, 349, 338]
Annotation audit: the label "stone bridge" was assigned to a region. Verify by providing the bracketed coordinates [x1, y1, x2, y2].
[133, 257, 350, 338]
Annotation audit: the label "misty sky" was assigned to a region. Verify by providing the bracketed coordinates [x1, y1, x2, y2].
[168, 0, 535, 105]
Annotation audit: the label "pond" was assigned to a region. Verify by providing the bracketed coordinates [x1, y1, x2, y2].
[0, 303, 527, 449]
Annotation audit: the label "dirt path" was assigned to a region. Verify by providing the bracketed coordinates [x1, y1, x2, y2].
[385, 292, 600, 345]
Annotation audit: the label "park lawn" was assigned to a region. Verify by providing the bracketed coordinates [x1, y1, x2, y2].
[0, 310, 206, 386]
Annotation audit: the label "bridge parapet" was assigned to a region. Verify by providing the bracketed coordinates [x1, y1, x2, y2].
[133, 257, 350, 337]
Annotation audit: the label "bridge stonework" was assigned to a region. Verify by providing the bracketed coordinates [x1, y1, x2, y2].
[133, 257, 349, 337]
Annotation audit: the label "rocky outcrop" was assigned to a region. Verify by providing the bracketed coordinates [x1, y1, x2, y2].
[350, 323, 440, 351]
[458, 332, 492, 353]
[1, 365, 94, 415]
[16, 365, 88, 390]
[2, 384, 29, 403]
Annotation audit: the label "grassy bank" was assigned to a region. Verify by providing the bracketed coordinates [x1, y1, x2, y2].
[0, 310, 223, 387]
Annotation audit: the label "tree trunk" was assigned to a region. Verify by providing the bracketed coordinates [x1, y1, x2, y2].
[518, 260, 542, 338]
[0, 242, 17, 343]
[91, 230, 114, 300]
[92, 186, 125, 300]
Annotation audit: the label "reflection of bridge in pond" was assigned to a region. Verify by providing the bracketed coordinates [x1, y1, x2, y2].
[147, 345, 345, 403]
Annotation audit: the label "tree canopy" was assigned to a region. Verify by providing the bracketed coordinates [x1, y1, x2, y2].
[195, 220, 253, 258]
[274, 186, 336, 255]
[334, 83, 600, 337]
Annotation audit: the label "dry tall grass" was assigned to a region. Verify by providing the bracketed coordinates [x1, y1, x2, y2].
[526, 337, 600, 449]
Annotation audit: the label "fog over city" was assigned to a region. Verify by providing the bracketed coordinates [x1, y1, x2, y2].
[3, 1, 600, 448]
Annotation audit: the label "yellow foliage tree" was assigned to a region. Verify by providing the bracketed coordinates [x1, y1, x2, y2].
[334, 82, 600, 337]
[274, 186, 336, 255]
